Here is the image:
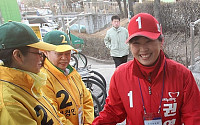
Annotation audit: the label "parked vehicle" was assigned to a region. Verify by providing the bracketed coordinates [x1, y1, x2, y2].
[40, 27, 52, 37]
[42, 22, 59, 30]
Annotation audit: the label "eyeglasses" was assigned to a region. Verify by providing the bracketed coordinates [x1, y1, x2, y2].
[28, 51, 44, 57]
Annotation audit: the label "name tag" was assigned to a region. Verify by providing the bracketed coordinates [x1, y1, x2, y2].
[144, 119, 162, 125]
[144, 112, 162, 125]
[78, 107, 83, 125]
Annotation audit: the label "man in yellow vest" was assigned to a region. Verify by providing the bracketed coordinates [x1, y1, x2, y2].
[41, 30, 94, 125]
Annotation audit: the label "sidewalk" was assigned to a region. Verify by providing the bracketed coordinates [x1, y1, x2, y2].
[87, 56, 114, 64]
[87, 56, 126, 125]
[87, 56, 133, 64]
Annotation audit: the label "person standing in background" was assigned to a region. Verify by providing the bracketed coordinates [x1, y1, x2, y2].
[104, 15, 129, 68]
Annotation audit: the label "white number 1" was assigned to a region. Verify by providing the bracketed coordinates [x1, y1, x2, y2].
[136, 16, 142, 29]
[128, 91, 133, 108]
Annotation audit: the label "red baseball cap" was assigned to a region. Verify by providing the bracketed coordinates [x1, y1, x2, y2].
[126, 13, 162, 43]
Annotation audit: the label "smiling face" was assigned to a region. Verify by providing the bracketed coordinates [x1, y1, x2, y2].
[129, 36, 162, 66]
[44, 50, 71, 70]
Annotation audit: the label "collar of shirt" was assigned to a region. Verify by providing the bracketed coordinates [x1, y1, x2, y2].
[112, 26, 121, 32]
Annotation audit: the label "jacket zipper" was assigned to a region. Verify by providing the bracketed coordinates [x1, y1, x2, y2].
[148, 86, 152, 95]
[148, 76, 152, 113]
[148, 85, 152, 113]
[148, 75, 152, 95]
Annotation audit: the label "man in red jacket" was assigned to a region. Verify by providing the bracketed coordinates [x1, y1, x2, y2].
[92, 13, 200, 125]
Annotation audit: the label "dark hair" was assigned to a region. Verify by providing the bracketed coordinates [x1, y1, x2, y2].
[129, 35, 163, 44]
[0, 46, 30, 67]
[111, 15, 120, 21]
[157, 35, 163, 42]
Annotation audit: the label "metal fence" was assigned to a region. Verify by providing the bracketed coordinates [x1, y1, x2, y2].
[189, 19, 200, 88]
[190, 19, 200, 67]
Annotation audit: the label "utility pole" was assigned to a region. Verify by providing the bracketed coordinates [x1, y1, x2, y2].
[190, 22, 195, 67]
[190, 19, 200, 68]
[154, 0, 162, 25]
[58, 0, 66, 32]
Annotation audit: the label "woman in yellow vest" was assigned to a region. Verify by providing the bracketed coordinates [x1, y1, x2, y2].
[0, 21, 69, 124]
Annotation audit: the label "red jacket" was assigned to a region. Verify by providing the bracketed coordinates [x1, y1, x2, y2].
[93, 51, 200, 125]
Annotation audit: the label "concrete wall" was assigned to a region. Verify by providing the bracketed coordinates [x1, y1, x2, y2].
[83, 1, 121, 14]
[76, 13, 114, 34]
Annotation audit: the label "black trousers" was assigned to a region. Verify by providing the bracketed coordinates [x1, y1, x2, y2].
[112, 55, 128, 68]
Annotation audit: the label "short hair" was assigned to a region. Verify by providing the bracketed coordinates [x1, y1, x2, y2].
[0, 46, 30, 67]
[111, 15, 120, 21]
[157, 35, 163, 42]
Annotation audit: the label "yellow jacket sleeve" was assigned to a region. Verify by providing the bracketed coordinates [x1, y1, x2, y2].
[0, 105, 37, 125]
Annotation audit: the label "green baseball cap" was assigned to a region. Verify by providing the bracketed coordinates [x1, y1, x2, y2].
[43, 30, 77, 52]
[0, 21, 56, 50]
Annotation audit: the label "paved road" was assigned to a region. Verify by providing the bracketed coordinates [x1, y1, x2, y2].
[87, 58, 115, 90]
[87, 57, 126, 125]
